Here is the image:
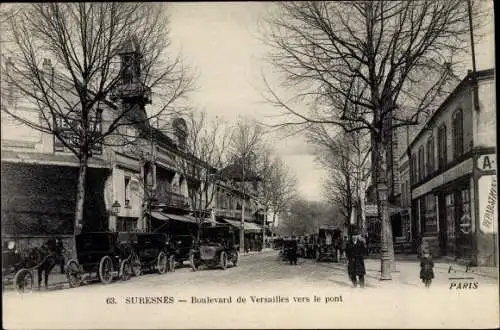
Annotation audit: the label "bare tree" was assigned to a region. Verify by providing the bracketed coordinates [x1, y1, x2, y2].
[1, 3, 194, 235]
[256, 146, 298, 242]
[176, 111, 233, 240]
[229, 118, 266, 253]
[262, 1, 481, 279]
[309, 126, 371, 232]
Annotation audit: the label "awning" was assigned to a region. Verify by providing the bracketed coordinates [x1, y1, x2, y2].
[222, 219, 262, 232]
[183, 215, 213, 224]
[150, 211, 196, 223]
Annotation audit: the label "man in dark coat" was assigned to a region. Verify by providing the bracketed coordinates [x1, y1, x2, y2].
[346, 230, 367, 288]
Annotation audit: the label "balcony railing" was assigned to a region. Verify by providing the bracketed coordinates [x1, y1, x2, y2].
[155, 190, 190, 210]
[110, 82, 152, 104]
[213, 208, 254, 221]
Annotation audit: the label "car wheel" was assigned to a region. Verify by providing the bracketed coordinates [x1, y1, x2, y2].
[14, 269, 33, 294]
[130, 253, 141, 277]
[157, 252, 168, 274]
[220, 252, 227, 270]
[65, 259, 82, 288]
[98, 256, 113, 285]
[120, 260, 131, 281]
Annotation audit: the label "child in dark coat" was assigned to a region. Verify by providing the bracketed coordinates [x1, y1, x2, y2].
[420, 250, 434, 288]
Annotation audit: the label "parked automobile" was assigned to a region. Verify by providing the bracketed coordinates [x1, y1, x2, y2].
[170, 235, 196, 267]
[65, 232, 134, 288]
[189, 225, 239, 271]
[123, 232, 175, 276]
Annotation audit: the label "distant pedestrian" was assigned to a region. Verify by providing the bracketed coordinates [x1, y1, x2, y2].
[420, 249, 434, 288]
[346, 230, 367, 288]
[340, 236, 348, 263]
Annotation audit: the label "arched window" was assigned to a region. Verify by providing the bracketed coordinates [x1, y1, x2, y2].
[426, 136, 434, 176]
[437, 124, 447, 169]
[452, 109, 464, 159]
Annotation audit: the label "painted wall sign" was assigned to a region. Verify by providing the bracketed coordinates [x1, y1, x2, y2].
[477, 154, 496, 171]
[412, 158, 473, 199]
[478, 175, 497, 234]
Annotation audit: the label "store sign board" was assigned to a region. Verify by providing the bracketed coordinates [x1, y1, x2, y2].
[477, 154, 496, 171]
[478, 175, 498, 234]
[412, 158, 473, 199]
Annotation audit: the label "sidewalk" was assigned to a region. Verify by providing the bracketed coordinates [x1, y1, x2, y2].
[361, 257, 498, 288]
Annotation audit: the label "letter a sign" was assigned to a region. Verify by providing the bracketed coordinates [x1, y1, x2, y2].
[477, 154, 496, 171]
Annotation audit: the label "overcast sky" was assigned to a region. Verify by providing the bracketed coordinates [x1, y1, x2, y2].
[166, 2, 495, 202]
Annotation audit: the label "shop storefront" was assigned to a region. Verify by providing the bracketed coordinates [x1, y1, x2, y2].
[412, 152, 498, 266]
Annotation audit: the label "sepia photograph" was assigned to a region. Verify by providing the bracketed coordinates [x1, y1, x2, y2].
[1, 1, 498, 329]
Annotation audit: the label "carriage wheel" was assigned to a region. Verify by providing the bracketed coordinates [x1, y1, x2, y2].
[120, 260, 131, 281]
[98, 256, 113, 284]
[130, 253, 141, 277]
[14, 269, 33, 294]
[168, 255, 176, 272]
[232, 251, 239, 267]
[65, 259, 82, 288]
[219, 252, 227, 270]
[189, 252, 198, 272]
[156, 252, 168, 274]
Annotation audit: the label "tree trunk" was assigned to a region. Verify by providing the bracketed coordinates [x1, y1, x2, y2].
[263, 208, 268, 249]
[73, 153, 88, 258]
[74, 154, 88, 235]
[360, 180, 367, 235]
[240, 199, 245, 253]
[373, 136, 394, 280]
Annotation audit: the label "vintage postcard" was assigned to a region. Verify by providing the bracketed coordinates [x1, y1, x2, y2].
[1, 2, 498, 329]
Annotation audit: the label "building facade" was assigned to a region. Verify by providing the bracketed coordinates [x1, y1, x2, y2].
[1, 48, 263, 249]
[408, 68, 497, 266]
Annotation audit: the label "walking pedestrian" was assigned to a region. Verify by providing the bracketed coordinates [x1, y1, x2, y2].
[346, 229, 367, 288]
[420, 249, 434, 288]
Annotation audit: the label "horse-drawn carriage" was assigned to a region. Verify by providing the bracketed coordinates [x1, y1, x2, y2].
[65, 232, 134, 288]
[280, 238, 298, 265]
[125, 232, 175, 276]
[2, 238, 65, 293]
[316, 228, 341, 262]
[189, 225, 239, 271]
[2, 240, 35, 293]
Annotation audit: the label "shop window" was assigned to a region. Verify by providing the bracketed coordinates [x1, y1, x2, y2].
[458, 188, 472, 235]
[437, 124, 447, 169]
[116, 217, 137, 232]
[452, 109, 464, 159]
[445, 193, 455, 243]
[455, 188, 472, 258]
[426, 136, 434, 176]
[418, 146, 425, 182]
[422, 194, 437, 234]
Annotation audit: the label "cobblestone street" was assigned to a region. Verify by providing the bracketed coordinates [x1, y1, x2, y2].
[3, 250, 498, 328]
